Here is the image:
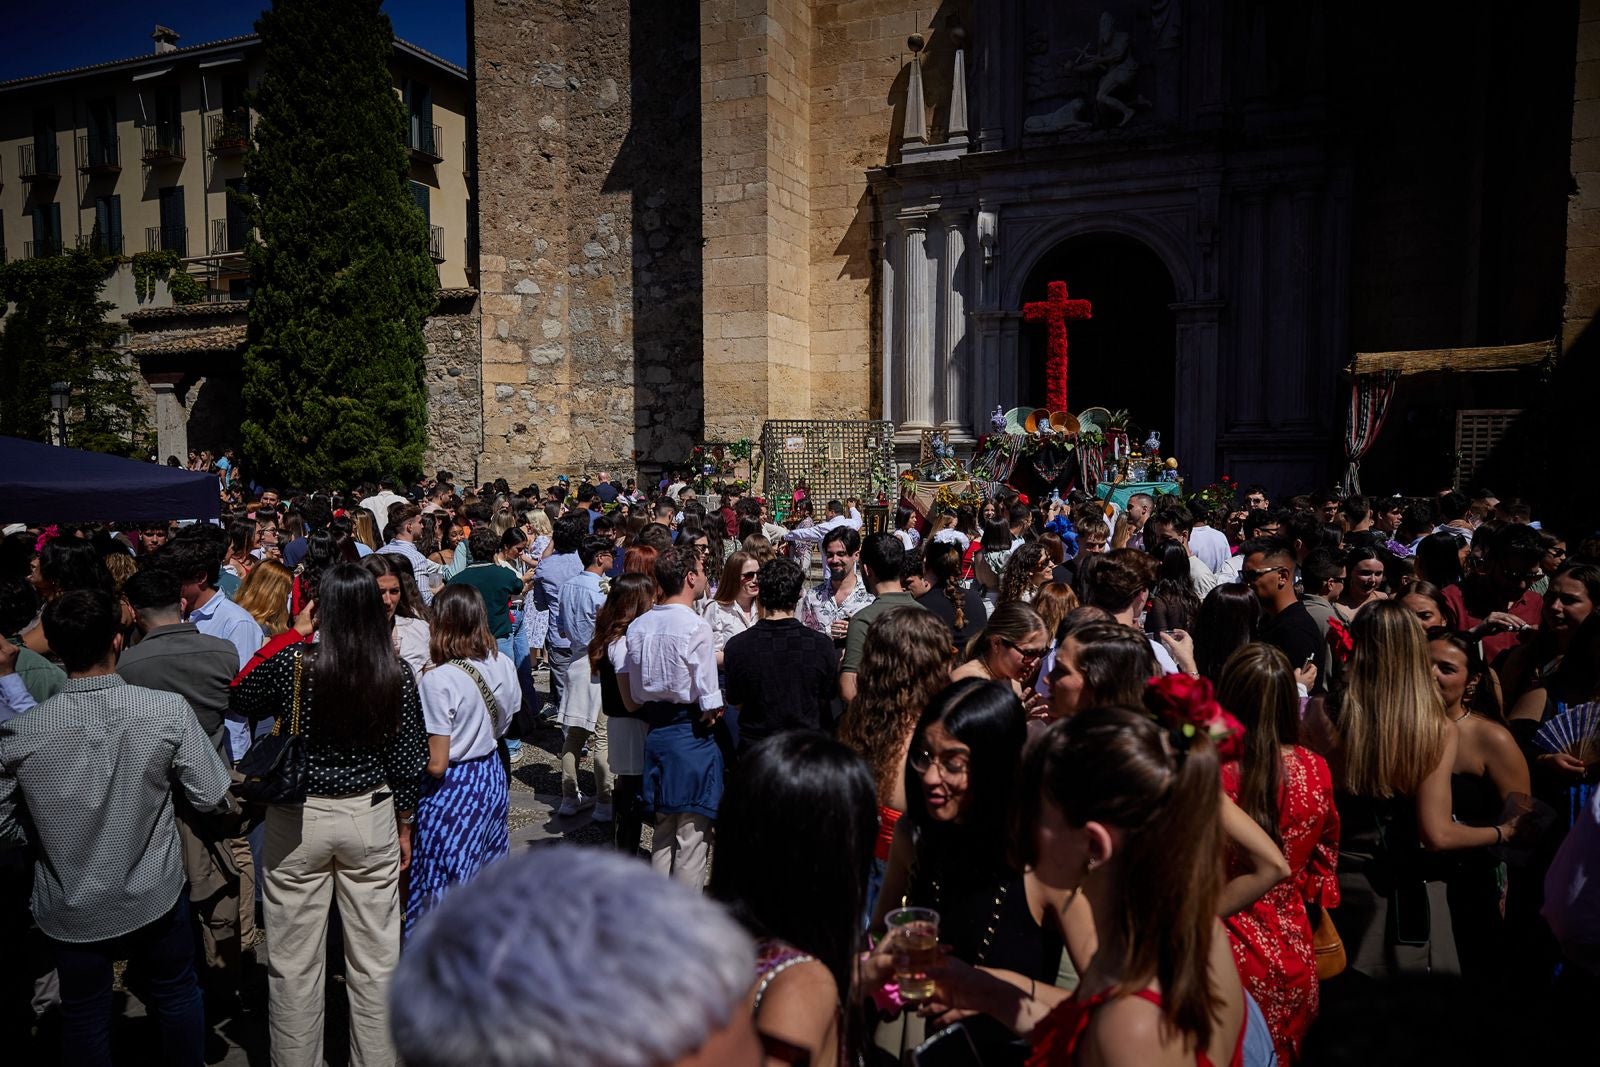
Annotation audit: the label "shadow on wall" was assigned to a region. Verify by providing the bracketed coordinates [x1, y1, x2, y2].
[1482, 317, 1600, 540]
[186, 371, 243, 455]
[602, 0, 703, 467]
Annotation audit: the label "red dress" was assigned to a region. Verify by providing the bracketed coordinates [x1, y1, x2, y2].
[1220, 747, 1340, 1064]
[1028, 987, 1243, 1067]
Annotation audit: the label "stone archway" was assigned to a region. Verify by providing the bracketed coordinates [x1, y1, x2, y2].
[1017, 232, 1178, 445]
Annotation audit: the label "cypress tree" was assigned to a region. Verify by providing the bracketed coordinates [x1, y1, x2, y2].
[241, 0, 437, 487]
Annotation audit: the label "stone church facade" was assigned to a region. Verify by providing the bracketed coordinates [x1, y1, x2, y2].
[473, 0, 1594, 496]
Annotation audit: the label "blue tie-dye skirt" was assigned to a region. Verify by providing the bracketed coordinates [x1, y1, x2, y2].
[404, 753, 509, 936]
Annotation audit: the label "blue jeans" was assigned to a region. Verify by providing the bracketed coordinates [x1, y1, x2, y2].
[496, 636, 522, 756]
[51, 893, 205, 1067]
[546, 641, 574, 716]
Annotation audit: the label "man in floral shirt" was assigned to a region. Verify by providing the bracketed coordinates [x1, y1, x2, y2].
[797, 528, 874, 650]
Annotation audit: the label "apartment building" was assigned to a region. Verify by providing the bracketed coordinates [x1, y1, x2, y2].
[0, 24, 472, 310]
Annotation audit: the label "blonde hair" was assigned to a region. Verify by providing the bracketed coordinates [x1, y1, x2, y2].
[1338, 599, 1446, 797]
[527, 510, 554, 538]
[234, 559, 293, 636]
[351, 510, 380, 551]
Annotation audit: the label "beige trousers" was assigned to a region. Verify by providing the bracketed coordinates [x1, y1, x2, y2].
[651, 811, 711, 889]
[559, 711, 613, 802]
[263, 792, 401, 1067]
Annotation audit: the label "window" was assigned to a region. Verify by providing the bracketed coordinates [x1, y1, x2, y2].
[31, 106, 57, 175]
[157, 185, 185, 254]
[92, 194, 122, 255]
[1454, 409, 1520, 489]
[87, 98, 116, 160]
[404, 79, 434, 155]
[409, 180, 430, 226]
[31, 203, 62, 257]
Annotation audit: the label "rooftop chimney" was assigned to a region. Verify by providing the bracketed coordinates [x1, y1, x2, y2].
[152, 25, 180, 54]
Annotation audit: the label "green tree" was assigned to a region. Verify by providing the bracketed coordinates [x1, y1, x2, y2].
[241, 0, 437, 487]
[0, 249, 151, 456]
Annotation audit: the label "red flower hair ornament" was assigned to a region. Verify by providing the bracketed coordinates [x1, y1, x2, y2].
[1326, 617, 1354, 665]
[1144, 673, 1246, 762]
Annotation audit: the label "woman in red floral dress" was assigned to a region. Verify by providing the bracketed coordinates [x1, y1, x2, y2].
[1217, 644, 1340, 1063]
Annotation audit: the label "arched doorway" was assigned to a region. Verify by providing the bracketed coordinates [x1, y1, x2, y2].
[1019, 233, 1177, 447]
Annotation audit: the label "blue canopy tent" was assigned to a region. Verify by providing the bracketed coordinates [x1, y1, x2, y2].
[0, 436, 220, 524]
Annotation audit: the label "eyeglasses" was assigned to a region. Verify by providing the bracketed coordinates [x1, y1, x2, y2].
[1547, 548, 1568, 559]
[909, 748, 970, 780]
[1001, 637, 1050, 660]
[1240, 566, 1286, 583]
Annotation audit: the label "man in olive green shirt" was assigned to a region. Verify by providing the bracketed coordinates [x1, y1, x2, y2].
[838, 533, 929, 703]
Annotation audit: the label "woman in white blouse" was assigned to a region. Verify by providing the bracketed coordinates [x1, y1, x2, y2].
[407, 585, 518, 935]
[701, 550, 761, 665]
[361, 554, 431, 675]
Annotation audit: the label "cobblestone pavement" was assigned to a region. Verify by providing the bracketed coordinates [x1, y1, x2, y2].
[34, 677, 646, 1066]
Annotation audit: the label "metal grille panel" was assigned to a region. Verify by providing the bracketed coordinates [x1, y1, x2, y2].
[1454, 409, 1519, 489]
[760, 420, 896, 516]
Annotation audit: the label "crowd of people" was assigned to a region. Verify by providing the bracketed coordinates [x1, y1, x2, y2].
[1, 467, 1597, 1066]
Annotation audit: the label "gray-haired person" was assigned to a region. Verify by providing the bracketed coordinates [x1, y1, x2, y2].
[391, 846, 762, 1067]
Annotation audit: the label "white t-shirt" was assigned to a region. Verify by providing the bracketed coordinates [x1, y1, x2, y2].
[1188, 524, 1232, 574]
[418, 652, 520, 762]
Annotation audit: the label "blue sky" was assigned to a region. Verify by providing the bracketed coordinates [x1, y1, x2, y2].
[0, 0, 467, 82]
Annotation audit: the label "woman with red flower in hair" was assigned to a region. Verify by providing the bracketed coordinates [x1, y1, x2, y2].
[1215, 644, 1340, 1063]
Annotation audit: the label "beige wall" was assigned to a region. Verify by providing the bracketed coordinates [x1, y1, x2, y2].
[699, 0, 950, 433]
[0, 40, 470, 315]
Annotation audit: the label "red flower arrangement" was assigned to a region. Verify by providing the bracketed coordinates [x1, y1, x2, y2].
[1145, 673, 1246, 761]
[1326, 617, 1354, 664]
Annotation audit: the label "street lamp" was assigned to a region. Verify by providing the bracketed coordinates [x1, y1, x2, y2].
[49, 381, 69, 447]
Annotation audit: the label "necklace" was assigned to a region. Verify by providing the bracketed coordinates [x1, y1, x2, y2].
[1447, 708, 1471, 723]
[928, 870, 1012, 964]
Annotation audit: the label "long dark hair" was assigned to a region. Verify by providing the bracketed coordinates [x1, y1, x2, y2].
[1016, 708, 1223, 1052]
[1414, 531, 1465, 588]
[905, 678, 1027, 868]
[311, 564, 406, 744]
[359, 552, 428, 621]
[300, 528, 357, 604]
[923, 540, 967, 633]
[1193, 583, 1262, 682]
[709, 732, 876, 1002]
[1216, 643, 1300, 847]
[589, 572, 657, 672]
[1149, 538, 1201, 630]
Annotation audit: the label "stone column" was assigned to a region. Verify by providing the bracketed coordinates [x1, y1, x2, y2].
[151, 381, 188, 465]
[899, 217, 934, 435]
[1171, 300, 1225, 486]
[940, 214, 970, 436]
[880, 230, 899, 423]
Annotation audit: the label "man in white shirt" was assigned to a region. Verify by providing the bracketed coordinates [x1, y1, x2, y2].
[378, 504, 444, 604]
[1145, 505, 1220, 598]
[360, 477, 408, 536]
[781, 498, 863, 546]
[1187, 502, 1233, 574]
[160, 537, 266, 759]
[618, 546, 723, 888]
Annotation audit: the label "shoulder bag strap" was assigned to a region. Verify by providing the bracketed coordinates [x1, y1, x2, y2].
[451, 659, 505, 734]
[270, 647, 305, 737]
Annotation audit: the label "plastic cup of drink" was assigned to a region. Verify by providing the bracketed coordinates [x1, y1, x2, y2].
[885, 906, 940, 1002]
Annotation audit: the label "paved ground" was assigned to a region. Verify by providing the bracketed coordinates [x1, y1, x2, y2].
[22, 672, 642, 1066]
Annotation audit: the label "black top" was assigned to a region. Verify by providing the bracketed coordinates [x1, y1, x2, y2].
[1261, 599, 1323, 672]
[230, 645, 429, 811]
[917, 585, 989, 650]
[910, 841, 1064, 983]
[723, 618, 839, 751]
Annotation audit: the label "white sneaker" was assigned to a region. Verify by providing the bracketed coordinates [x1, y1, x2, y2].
[507, 745, 526, 767]
[557, 794, 584, 817]
[591, 802, 613, 823]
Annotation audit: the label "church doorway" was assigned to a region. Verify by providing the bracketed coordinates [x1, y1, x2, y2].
[1020, 233, 1177, 448]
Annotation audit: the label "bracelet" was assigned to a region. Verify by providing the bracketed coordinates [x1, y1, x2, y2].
[1028, 977, 1037, 1000]
[1492, 825, 1503, 846]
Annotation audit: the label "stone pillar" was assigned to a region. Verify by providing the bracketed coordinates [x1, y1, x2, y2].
[940, 214, 970, 437]
[899, 218, 934, 436]
[1172, 300, 1225, 487]
[151, 381, 188, 466]
[881, 230, 899, 423]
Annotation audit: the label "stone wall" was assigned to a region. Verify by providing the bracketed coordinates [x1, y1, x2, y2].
[1566, 0, 1600, 350]
[422, 294, 484, 481]
[474, 0, 701, 484]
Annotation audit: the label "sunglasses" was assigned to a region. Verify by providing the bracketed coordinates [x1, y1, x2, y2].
[740, 570, 760, 581]
[1001, 637, 1050, 660]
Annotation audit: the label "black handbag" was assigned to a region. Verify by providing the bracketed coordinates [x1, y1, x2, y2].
[235, 648, 309, 805]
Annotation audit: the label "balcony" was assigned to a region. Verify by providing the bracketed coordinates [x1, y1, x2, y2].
[78, 135, 121, 174]
[140, 125, 185, 165]
[407, 123, 443, 164]
[19, 142, 60, 183]
[207, 113, 249, 157]
[211, 218, 246, 255]
[146, 225, 188, 256]
[24, 238, 61, 259]
[428, 225, 445, 262]
[78, 232, 124, 257]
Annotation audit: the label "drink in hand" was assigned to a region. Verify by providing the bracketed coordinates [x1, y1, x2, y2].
[885, 906, 940, 1002]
